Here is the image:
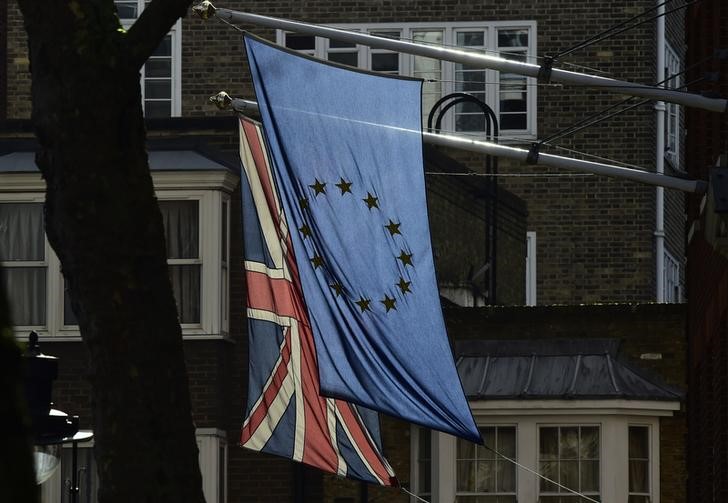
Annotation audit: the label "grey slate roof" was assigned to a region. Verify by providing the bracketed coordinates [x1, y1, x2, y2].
[0, 150, 235, 173]
[454, 339, 682, 402]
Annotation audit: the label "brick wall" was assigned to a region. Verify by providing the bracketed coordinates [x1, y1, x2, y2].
[4, 0, 687, 304]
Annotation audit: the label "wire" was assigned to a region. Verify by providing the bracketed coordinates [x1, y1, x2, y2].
[482, 443, 601, 503]
[400, 486, 431, 503]
[426, 171, 594, 178]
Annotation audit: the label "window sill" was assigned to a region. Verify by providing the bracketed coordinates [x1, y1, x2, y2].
[15, 333, 236, 344]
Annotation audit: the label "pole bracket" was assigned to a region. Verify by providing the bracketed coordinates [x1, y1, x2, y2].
[209, 91, 232, 110]
[537, 55, 556, 83]
[526, 143, 541, 164]
[192, 1, 216, 20]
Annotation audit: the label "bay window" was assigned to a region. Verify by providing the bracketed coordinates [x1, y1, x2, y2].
[278, 21, 537, 137]
[0, 162, 234, 339]
[538, 425, 600, 502]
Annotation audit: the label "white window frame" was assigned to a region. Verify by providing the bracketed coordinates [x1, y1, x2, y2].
[2, 169, 235, 341]
[116, 0, 182, 117]
[276, 20, 538, 139]
[410, 400, 676, 503]
[664, 43, 681, 168]
[196, 428, 228, 503]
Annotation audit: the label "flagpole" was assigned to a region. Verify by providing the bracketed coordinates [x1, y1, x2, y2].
[195, 2, 728, 114]
[221, 95, 707, 194]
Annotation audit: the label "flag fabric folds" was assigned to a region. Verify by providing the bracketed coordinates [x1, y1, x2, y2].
[243, 34, 480, 444]
[239, 115, 397, 485]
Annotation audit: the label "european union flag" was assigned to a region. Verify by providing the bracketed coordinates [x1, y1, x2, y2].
[244, 34, 480, 444]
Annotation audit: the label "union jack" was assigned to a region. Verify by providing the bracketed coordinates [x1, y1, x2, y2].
[238, 116, 397, 486]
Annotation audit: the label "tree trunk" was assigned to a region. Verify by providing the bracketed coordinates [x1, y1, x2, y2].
[0, 269, 38, 503]
[15, 1, 204, 502]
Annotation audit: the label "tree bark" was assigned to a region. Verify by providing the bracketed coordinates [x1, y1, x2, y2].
[15, 1, 204, 501]
[0, 269, 38, 503]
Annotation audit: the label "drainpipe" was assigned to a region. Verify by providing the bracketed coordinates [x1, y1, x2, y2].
[655, 1, 666, 302]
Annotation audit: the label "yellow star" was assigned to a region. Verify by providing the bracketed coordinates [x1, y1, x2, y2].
[385, 219, 401, 236]
[299, 197, 309, 210]
[335, 178, 353, 195]
[309, 179, 327, 196]
[363, 192, 379, 210]
[397, 250, 414, 267]
[310, 254, 324, 269]
[299, 224, 312, 238]
[380, 295, 397, 312]
[329, 282, 344, 297]
[355, 297, 371, 312]
[397, 277, 412, 294]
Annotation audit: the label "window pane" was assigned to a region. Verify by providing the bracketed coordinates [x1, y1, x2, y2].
[458, 437, 476, 460]
[629, 427, 649, 459]
[560, 428, 579, 459]
[170, 265, 200, 323]
[285, 34, 315, 50]
[0, 203, 45, 261]
[145, 79, 172, 100]
[498, 29, 528, 48]
[144, 101, 171, 118]
[145, 59, 172, 78]
[628, 460, 648, 492]
[160, 201, 199, 259]
[540, 427, 559, 459]
[539, 461, 558, 491]
[497, 459, 516, 492]
[114, 1, 138, 19]
[418, 429, 431, 494]
[560, 460, 579, 490]
[328, 52, 358, 67]
[457, 31, 484, 47]
[581, 460, 600, 492]
[479, 427, 496, 459]
[499, 114, 527, 130]
[580, 427, 599, 459]
[152, 35, 172, 57]
[63, 285, 77, 326]
[329, 38, 355, 49]
[370, 30, 399, 40]
[476, 460, 496, 492]
[457, 460, 475, 491]
[456, 114, 486, 132]
[498, 427, 516, 457]
[371, 53, 398, 72]
[2, 268, 46, 325]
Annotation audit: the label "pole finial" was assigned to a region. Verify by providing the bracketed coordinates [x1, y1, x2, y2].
[209, 91, 232, 110]
[192, 1, 216, 20]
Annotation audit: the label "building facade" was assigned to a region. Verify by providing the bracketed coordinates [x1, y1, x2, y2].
[0, 1, 692, 502]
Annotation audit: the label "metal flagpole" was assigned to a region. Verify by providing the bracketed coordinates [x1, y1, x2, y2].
[194, 2, 728, 113]
[219, 95, 707, 194]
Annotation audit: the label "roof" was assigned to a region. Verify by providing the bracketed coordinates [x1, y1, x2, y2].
[454, 339, 682, 402]
[0, 149, 237, 173]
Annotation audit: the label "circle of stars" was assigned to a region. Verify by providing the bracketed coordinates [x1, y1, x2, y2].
[296, 176, 415, 315]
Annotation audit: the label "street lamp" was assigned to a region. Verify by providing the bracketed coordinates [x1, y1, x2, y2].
[23, 330, 93, 503]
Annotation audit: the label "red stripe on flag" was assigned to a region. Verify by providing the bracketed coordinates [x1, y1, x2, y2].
[241, 327, 293, 443]
[246, 270, 298, 319]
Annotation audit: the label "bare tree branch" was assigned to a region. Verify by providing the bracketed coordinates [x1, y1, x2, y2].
[126, 0, 192, 69]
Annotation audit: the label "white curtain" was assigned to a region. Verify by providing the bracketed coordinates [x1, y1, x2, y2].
[0, 203, 46, 325]
[160, 201, 200, 324]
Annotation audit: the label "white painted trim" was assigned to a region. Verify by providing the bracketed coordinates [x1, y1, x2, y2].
[526, 231, 537, 305]
[151, 171, 239, 192]
[469, 399, 680, 416]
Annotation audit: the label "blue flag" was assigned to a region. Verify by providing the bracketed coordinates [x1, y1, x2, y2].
[244, 34, 480, 443]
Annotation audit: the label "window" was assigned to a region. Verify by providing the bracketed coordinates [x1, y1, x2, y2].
[456, 426, 516, 502]
[114, 0, 181, 117]
[278, 21, 537, 137]
[539, 426, 600, 502]
[663, 250, 682, 303]
[628, 426, 650, 503]
[412, 408, 673, 503]
[0, 202, 47, 327]
[664, 43, 681, 167]
[197, 428, 228, 503]
[1, 168, 234, 339]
